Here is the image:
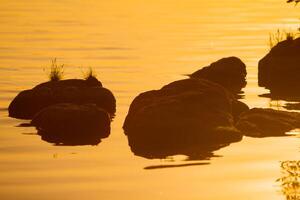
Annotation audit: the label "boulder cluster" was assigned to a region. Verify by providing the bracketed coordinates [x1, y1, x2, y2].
[9, 76, 116, 145]
[124, 48, 300, 159]
[8, 37, 300, 160]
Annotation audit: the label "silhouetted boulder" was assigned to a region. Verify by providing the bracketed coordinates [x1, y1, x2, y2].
[232, 100, 249, 121]
[258, 38, 300, 94]
[31, 103, 110, 145]
[8, 77, 116, 119]
[284, 102, 300, 110]
[123, 79, 243, 159]
[236, 108, 300, 137]
[189, 57, 247, 94]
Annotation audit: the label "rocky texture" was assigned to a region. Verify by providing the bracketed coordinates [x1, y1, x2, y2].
[31, 104, 110, 145]
[236, 108, 300, 137]
[258, 37, 300, 94]
[123, 79, 244, 159]
[189, 57, 247, 94]
[232, 100, 249, 121]
[8, 77, 116, 119]
[284, 102, 300, 111]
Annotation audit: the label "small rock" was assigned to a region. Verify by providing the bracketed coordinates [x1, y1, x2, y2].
[236, 108, 300, 137]
[189, 57, 247, 94]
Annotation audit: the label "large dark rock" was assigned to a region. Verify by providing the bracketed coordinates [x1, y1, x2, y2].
[31, 103, 111, 145]
[8, 77, 116, 119]
[236, 108, 300, 137]
[258, 37, 300, 94]
[123, 79, 243, 159]
[189, 57, 247, 94]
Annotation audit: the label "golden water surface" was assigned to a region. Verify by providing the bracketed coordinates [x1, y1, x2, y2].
[0, 0, 300, 199]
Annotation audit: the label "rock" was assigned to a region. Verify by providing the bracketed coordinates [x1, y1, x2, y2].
[34, 76, 102, 89]
[123, 79, 243, 159]
[284, 102, 300, 110]
[8, 78, 116, 119]
[31, 103, 111, 145]
[236, 108, 300, 137]
[8, 88, 54, 119]
[232, 100, 249, 121]
[258, 37, 300, 94]
[189, 57, 247, 94]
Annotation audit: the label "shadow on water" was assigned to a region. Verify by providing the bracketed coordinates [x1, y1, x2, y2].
[277, 160, 300, 200]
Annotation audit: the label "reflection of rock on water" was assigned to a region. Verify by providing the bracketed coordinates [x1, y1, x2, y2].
[31, 103, 111, 146]
[278, 161, 300, 200]
[126, 134, 238, 160]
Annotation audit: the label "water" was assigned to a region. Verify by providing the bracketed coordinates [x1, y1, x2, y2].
[0, 0, 300, 199]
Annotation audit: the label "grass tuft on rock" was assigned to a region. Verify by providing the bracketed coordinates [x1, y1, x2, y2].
[269, 29, 296, 50]
[48, 58, 64, 81]
[83, 67, 97, 80]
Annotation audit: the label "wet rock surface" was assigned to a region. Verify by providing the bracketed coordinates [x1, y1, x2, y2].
[8, 77, 116, 119]
[31, 103, 111, 145]
[236, 108, 300, 137]
[123, 79, 243, 159]
[189, 57, 247, 94]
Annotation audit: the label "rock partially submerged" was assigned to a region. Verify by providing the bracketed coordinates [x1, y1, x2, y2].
[258, 37, 300, 94]
[189, 57, 247, 94]
[31, 104, 111, 145]
[123, 79, 244, 159]
[8, 77, 116, 119]
[236, 108, 300, 137]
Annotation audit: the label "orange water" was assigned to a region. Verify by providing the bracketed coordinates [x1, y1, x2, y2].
[0, 1, 300, 199]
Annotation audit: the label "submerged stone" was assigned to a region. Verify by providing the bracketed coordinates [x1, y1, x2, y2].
[31, 103, 111, 145]
[236, 108, 300, 137]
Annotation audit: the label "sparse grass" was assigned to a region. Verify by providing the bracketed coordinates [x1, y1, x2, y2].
[48, 58, 64, 81]
[269, 29, 296, 49]
[83, 67, 97, 80]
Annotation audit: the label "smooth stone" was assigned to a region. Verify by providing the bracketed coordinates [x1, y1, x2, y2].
[189, 57, 247, 94]
[258, 37, 300, 94]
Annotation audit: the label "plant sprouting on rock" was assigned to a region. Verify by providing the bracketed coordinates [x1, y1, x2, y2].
[48, 58, 64, 81]
[269, 29, 296, 50]
[83, 67, 97, 80]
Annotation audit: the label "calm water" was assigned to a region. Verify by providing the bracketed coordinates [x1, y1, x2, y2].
[0, 0, 300, 199]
